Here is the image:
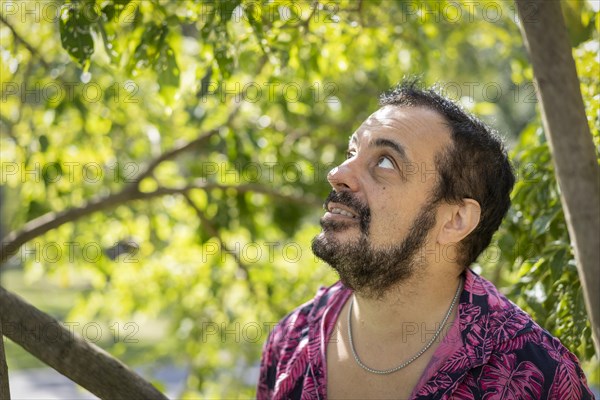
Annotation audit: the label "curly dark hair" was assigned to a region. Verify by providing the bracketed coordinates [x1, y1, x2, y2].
[379, 79, 515, 268]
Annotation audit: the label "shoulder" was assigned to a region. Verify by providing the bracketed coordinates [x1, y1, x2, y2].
[267, 281, 348, 351]
[460, 269, 538, 356]
[473, 329, 594, 399]
[257, 281, 349, 398]
[457, 270, 594, 399]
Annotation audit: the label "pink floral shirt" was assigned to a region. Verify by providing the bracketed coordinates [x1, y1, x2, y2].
[257, 269, 594, 399]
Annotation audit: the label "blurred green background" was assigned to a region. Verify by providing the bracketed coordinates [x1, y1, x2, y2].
[0, 0, 598, 397]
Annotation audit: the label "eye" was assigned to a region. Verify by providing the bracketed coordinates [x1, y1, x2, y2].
[346, 149, 356, 159]
[377, 156, 395, 169]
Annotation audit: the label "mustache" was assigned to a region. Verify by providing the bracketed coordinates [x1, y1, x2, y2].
[324, 190, 371, 232]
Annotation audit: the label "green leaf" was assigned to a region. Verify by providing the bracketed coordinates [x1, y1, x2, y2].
[39, 135, 50, 152]
[156, 45, 180, 95]
[531, 212, 554, 237]
[548, 248, 567, 282]
[221, 0, 242, 22]
[131, 23, 166, 70]
[214, 45, 233, 80]
[101, 0, 132, 21]
[59, 4, 95, 69]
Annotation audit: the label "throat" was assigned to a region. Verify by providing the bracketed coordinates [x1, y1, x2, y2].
[345, 276, 463, 370]
[326, 292, 456, 400]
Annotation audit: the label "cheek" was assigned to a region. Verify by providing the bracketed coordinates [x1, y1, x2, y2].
[369, 187, 425, 234]
[369, 193, 410, 236]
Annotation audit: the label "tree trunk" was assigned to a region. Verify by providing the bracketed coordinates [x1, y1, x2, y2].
[0, 320, 10, 400]
[0, 185, 9, 399]
[515, 0, 600, 355]
[0, 287, 167, 399]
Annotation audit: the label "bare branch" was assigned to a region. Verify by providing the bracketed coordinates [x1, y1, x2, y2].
[0, 314, 10, 400]
[0, 115, 17, 143]
[131, 128, 220, 185]
[117, 99, 243, 188]
[301, 1, 319, 31]
[131, 105, 241, 186]
[142, 181, 321, 207]
[183, 194, 255, 295]
[0, 14, 51, 69]
[0, 286, 167, 399]
[1, 181, 320, 265]
[1, 188, 137, 265]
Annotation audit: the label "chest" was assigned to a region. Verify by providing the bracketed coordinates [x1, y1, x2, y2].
[325, 318, 433, 400]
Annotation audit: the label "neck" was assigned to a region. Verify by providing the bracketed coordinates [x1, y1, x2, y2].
[351, 269, 463, 339]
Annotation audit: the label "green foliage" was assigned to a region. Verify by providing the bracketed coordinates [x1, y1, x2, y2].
[479, 37, 599, 363]
[59, 0, 97, 70]
[1, 0, 598, 395]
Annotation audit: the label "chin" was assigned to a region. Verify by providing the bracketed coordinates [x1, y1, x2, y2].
[319, 228, 360, 245]
[320, 217, 360, 233]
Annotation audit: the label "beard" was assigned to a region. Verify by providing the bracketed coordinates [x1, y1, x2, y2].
[311, 190, 438, 299]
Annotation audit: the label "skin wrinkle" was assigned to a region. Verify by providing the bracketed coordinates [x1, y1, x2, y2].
[350, 134, 411, 166]
[351, 114, 447, 187]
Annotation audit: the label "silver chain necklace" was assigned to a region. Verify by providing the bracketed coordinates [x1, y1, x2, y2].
[347, 278, 463, 375]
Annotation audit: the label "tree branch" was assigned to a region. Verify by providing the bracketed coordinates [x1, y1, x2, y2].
[0, 14, 51, 70]
[0, 315, 10, 400]
[0, 115, 17, 144]
[516, 0, 600, 355]
[130, 105, 240, 185]
[142, 181, 321, 207]
[0, 286, 167, 399]
[1, 188, 137, 265]
[131, 128, 220, 185]
[1, 181, 320, 265]
[301, 1, 318, 31]
[183, 194, 255, 295]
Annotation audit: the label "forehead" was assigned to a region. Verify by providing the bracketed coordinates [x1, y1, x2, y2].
[350, 105, 452, 161]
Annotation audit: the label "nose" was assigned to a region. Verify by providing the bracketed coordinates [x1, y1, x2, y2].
[327, 160, 360, 192]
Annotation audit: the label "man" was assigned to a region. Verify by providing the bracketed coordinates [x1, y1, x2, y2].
[257, 81, 594, 399]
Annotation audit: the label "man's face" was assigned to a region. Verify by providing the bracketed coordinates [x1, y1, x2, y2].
[311, 105, 452, 298]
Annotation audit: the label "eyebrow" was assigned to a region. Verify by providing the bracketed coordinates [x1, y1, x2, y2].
[372, 138, 409, 163]
[350, 134, 410, 164]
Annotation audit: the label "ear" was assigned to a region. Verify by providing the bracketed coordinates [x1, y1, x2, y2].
[437, 199, 481, 245]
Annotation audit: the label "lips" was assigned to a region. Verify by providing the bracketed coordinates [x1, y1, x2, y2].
[327, 203, 358, 219]
[321, 190, 371, 234]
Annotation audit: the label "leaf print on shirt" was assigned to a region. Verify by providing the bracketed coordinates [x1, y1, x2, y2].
[440, 350, 473, 374]
[489, 309, 529, 343]
[549, 354, 584, 400]
[459, 303, 482, 333]
[301, 364, 319, 400]
[465, 314, 494, 362]
[415, 372, 454, 397]
[448, 372, 478, 399]
[539, 333, 565, 363]
[480, 353, 544, 400]
[495, 333, 533, 354]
